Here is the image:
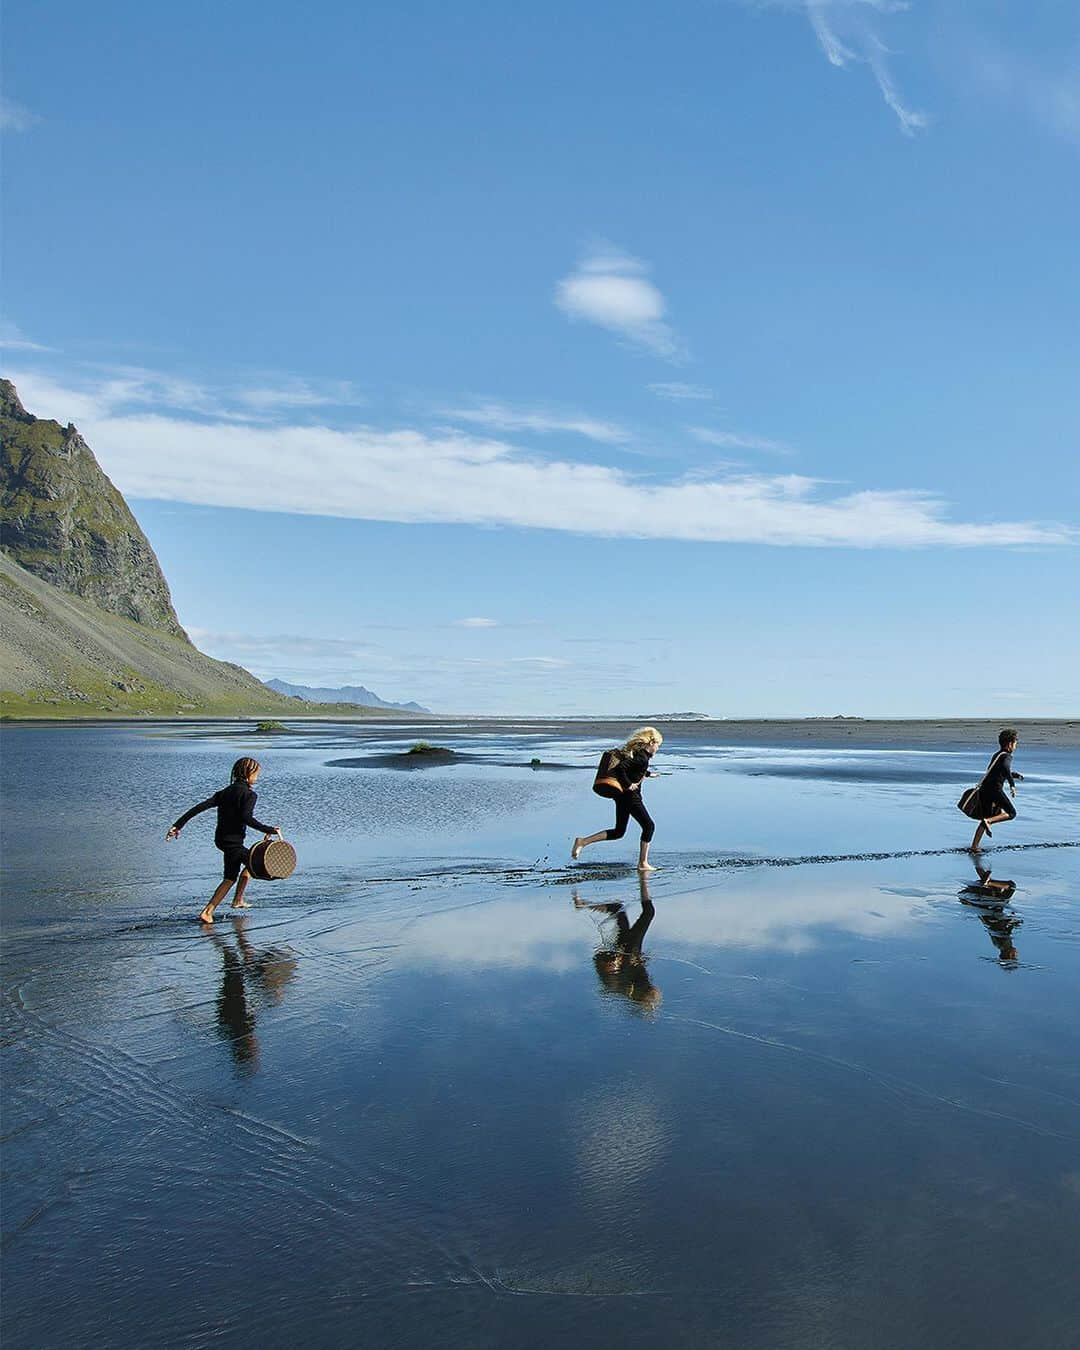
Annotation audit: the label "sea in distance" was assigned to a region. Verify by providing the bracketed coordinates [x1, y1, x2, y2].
[2, 718, 1079, 1349]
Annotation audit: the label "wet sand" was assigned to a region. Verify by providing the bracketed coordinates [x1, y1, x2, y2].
[2, 721, 1079, 1348]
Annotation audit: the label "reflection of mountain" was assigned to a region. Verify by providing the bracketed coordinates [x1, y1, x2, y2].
[264, 678, 429, 713]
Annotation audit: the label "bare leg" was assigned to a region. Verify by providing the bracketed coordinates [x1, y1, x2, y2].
[968, 821, 987, 852]
[638, 840, 656, 872]
[572, 830, 609, 860]
[199, 878, 235, 924]
[231, 868, 252, 909]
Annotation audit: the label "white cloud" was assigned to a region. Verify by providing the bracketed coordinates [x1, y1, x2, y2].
[648, 382, 714, 402]
[0, 96, 39, 133]
[5, 364, 363, 426]
[973, 43, 1080, 147]
[9, 366, 1072, 551]
[689, 426, 792, 455]
[443, 400, 629, 445]
[555, 247, 684, 360]
[748, 1, 928, 136]
[456, 617, 499, 628]
[233, 381, 366, 412]
[0, 321, 53, 353]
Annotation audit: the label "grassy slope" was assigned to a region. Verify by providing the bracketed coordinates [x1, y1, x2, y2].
[0, 552, 406, 720]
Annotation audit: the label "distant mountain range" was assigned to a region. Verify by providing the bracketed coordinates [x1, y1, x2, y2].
[264, 678, 430, 713]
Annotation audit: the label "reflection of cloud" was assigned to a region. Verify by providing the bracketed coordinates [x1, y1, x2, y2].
[572, 1086, 670, 1203]
[401, 874, 933, 976]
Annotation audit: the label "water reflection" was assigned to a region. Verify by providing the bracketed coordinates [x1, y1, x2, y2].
[574, 874, 661, 1013]
[208, 916, 298, 1070]
[959, 859, 1022, 967]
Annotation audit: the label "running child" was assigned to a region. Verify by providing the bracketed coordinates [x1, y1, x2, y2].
[968, 729, 1024, 853]
[167, 757, 281, 923]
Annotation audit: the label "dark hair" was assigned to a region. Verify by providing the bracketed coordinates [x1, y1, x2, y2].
[998, 729, 1018, 749]
[231, 757, 261, 782]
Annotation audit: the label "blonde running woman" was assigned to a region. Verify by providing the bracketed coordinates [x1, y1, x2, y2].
[572, 726, 663, 872]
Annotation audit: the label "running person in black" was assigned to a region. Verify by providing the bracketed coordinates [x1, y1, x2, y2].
[968, 729, 1024, 852]
[167, 756, 281, 923]
[572, 726, 663, 872]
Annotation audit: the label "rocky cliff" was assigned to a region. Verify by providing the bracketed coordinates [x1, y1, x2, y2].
[1, 378, 186, 637]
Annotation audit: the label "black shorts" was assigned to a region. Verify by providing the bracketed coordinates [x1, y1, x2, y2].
[218, 842, 251, 881]
[987, 794, 1017, 820]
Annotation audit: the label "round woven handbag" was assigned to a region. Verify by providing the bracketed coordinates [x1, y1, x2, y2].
[248, 836, 297, 881]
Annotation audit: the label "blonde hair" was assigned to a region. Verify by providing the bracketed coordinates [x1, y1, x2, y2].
[620, 726, 663, 758]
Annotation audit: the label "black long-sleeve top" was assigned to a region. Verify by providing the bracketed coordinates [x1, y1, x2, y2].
[984, 749, 1019, 794]
[172, 781, 274, 844]
[613, 748, 652, 791]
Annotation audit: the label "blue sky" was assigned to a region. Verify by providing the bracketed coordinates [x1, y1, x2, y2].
[3, 0, 1078, 715]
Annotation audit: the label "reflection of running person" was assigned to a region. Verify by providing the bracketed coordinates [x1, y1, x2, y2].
[960, 861, 1021, 965]
[968, 729, 1024, 853]
[166, 757, 281, 923]
[575, 874, 661, 1010]
[572, 727, 663, 872]
[208, 915, 299, 1070]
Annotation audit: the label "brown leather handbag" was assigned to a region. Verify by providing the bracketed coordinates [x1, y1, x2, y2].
[593, 749, 624, 799]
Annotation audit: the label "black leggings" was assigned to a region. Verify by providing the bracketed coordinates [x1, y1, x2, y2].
[605, 791, 655, 844]
[986, 793, 1016, 820]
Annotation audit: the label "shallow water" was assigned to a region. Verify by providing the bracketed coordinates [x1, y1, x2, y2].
[2, 723, 1079, 1348]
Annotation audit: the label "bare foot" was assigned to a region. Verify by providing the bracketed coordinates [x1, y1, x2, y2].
[231, 899, 251, 909]
[638, 863, 657, 873]
[198, 908, 215, 924]
[571, 838, 584, 860]
[967, 843, 981, 853]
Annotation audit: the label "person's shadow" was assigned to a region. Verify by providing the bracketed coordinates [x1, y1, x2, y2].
[574, 873, 661, 1013]
[959, 859, 1021, 967]
[208, 915, 298, 1071]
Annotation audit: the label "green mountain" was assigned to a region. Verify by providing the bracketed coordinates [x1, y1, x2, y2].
[1, 378, 186, 636]
[0, 549, 305, 716]
[0, 378, 411, 719]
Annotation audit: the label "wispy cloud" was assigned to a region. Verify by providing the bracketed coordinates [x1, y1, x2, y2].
[973, 42, 1080, 147]
[186, 629, 381, 663]
[442, 400, 629, 445]
[648, 382, 714, 402]
[455, 617, 499, 628]
[748, 1, 928, 136]
[689, 426, 792, 455]
[0, 320, 53, 353]
[4, 363, 364, 426]
[555, 246, 684, 360]
[10, 367, 1071, 551]
[0, 96, 39, 133]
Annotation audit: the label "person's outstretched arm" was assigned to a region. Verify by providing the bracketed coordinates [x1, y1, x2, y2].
[241, 788, 279, 835]
[166, 793, 218, 839]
